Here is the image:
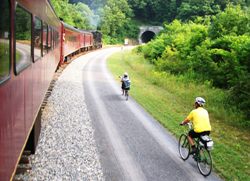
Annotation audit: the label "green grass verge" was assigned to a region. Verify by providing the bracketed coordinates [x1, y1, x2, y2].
[107, 48, 250, 181]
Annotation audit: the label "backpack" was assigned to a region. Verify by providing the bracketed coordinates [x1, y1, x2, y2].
[124, 79, 130, 89]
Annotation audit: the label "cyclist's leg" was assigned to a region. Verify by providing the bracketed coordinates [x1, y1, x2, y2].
[188, 130, 196, 146]
[188, 130, 199, 154]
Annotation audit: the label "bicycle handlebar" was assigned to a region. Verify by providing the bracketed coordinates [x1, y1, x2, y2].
[180, 122, 192, 130]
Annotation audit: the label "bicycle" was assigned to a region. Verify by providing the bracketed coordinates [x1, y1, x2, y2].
[178, 123, 213, 176]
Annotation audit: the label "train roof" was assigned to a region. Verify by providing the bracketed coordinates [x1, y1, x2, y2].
[62, 22, 92, 35]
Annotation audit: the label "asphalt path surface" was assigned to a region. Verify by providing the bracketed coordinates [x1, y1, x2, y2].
[80, 47, 222, 181]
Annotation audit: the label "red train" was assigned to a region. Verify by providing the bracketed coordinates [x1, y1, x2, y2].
[0, 0, 102, 180]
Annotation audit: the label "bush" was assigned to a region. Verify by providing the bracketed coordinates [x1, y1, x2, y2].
[102, 35, 123, 44]
[141, 35, 168, 62]
[139, 6, 250, 121]
[229, 73, 250, 122]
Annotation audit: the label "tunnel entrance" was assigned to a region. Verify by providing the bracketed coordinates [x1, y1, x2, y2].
[138, 26, 163, 44]
[141, 31, 156, 43]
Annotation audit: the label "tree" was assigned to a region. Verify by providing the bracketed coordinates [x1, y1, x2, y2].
[128, 0, 174, 23]
[74, 3, 98, 29]
[51, 0, 75, 24]
[50, 0, 95, 29]
[127, 0, 249, 24]
[177, 0, 220, 21]
[208, 5, 250, 39]
[99, 0, 132, 41]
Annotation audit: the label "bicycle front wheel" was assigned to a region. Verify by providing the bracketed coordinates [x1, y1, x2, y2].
[197, 148, 212, 176]
[178, 134, 190, 160]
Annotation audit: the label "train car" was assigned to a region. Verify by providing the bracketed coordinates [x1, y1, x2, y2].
[60, 22, 93, 64]
[0, 0, 61, 180]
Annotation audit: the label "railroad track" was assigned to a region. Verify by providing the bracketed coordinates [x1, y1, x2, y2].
[13, 151, 32, 181]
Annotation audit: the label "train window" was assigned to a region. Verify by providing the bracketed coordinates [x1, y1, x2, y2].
[52, 29, 57, 49]
[33, 17, 42, 61]
[0, 0, 10, 83]
[42, 22, 48, 55]
[15, 4, 32, 74]
[48, 26, 52, 51]
[55, 30, 59, 46]
[51, 28, 54, 50]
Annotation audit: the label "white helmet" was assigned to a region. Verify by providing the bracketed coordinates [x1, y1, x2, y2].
[195, 97, 206, 106]
[124, 72, 128, 77]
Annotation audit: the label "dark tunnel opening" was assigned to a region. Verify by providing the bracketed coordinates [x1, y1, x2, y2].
[141, 31, 156, 43]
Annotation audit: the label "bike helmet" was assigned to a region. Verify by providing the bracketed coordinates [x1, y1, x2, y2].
[195, 97, 206, 106]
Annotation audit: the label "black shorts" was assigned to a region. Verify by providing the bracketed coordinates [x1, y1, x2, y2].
[188, 130, 210, 138]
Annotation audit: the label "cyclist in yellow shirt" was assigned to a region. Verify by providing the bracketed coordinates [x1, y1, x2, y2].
[180, 97, 211, 154]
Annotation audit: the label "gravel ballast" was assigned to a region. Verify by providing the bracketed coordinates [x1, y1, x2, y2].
[28, 57, 104, 180]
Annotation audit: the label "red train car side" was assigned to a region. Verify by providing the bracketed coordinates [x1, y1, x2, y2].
[0, 0, 61, 180]
[0, 1, 102, 180]
[60, 22, 93, 64]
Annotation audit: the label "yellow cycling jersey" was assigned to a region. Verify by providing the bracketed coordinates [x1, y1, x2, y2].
[187, 107, 211, 133]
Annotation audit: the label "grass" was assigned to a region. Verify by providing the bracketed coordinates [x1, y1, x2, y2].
[107, 48, 250, 181]
[0, 43, 10, 78]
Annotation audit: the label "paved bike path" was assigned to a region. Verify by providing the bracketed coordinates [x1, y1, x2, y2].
[80, 47, 222, 181]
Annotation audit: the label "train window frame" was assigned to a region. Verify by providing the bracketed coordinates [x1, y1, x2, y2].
[48, 26, 52, 51]
[52, 28, 56, 50]
[14, 3, 32, 75]
[50, 28, 54, 50]
[33, 16, 42, 62]
[55, 30, 59, 47]
[42, 22, 48, 56]
[0, 0, 11, 84]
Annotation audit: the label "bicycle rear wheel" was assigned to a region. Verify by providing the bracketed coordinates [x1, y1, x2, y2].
[178, 134, 190, 160]
[197, 147, 212, 176]
[125, 90, 129, 100]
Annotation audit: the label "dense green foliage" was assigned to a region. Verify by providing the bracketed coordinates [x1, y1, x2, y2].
[65, 0, 249, 43]
[128, 0, 249, 23]
[51, 0, 96, 29]
[97, 0, 136, 43]
[70, 0, 250, 24]
[137, 5, 250, 122]
[53, 0, 139, 43]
